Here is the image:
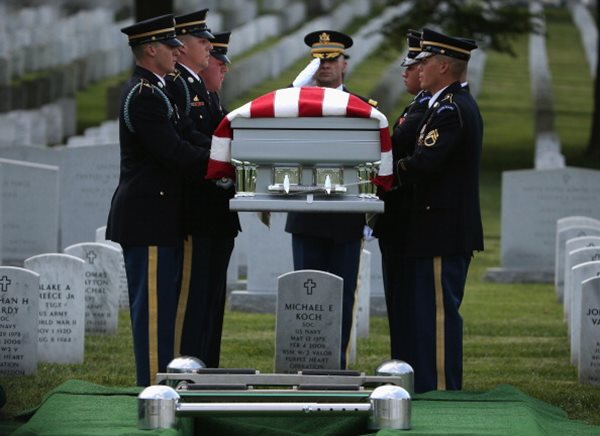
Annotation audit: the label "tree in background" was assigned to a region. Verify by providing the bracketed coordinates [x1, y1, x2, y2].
[382, 0, 599, 159]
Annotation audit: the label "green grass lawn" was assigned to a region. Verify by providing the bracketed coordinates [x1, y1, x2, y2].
[2, 6, 600, 431]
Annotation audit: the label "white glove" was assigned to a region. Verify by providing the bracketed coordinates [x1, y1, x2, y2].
[292, 58, 320, 87]
[363, 225, 375, 241]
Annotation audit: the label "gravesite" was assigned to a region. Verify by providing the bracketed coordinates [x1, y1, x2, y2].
[1, 0, 600, 433]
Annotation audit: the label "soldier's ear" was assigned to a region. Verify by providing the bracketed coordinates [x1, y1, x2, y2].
[145, 43, 157, 57]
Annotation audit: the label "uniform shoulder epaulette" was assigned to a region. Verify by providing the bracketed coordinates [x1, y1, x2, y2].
[440, 93, 453, 103]
[123, 78, 174, 133]
[167, 69, 182, 80]
[139, 78, 153, 90]
[435, 93, 463, 126]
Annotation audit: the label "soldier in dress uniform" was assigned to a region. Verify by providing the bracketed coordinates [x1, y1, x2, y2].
[106, 14, 211, 386]
[285, 30, 377, 369]
[374, 29, 432, 364]
[166, 11, 240, 368]
[200, 31, 232, 122]
[385, 28, 482, 393]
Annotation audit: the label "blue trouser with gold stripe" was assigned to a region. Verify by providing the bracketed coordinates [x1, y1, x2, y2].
[123, 245, 182, 386]
[380, 240, 470, 393]
[291, 234, 361, 369]
[174, 234, 234, 368]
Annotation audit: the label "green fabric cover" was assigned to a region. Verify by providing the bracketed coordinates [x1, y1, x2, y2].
[7, 380, 600, 435]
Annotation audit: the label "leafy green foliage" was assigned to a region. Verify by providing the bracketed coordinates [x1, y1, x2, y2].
[382, 0, 537, 56]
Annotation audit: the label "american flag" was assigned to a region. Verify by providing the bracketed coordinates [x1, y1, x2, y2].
[206, 87, 393, 191]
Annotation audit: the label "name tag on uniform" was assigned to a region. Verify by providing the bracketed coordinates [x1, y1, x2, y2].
[191, 96, 205, 107]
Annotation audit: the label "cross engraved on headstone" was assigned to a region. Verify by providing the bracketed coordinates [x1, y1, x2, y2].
[86, 250, 97, 265]
[593, 254, 600, 261]
[0, 275, 11, 292]
[304, 279, 316, 295]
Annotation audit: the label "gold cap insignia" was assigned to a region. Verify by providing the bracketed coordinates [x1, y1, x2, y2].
[424, 129, 439, 147]
[319, 32, 330, 44]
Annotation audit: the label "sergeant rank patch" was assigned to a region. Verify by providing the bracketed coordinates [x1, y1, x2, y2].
[424, 129, 439, 146]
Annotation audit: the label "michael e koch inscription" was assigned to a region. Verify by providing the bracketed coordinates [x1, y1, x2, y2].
[275, 270, 342, 373]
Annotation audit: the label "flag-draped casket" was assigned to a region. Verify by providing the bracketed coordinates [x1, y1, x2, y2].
[205, 87, 392, 213]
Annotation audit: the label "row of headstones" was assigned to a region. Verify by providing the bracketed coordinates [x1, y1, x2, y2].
[486, 167, 600, 282]
[65, 120, 118, 147]
[0, 241, 125, 376]
[568, 0, 597, 79]
[0, 236, 367, 377]
[0, 144, 120, 262]
[220, 0, 383, 105]
[529, 0, 565, 170]
[0, 141, 388, 310]
[0, 6, 131, 84]
[0, 99, 77, 147]
[553, 216, 600, 386]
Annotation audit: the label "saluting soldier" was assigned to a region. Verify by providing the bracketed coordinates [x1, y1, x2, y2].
[106, 14, 210, 386]
[374, 29, 432, 364]
[386, 28, 482, 393]
[166, 11, 240, 368]
[285, 30, 377, 369]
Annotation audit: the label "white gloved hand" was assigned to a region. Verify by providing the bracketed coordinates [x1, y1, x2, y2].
[292, 58, 320, 87]
[363, 225, 375, 241]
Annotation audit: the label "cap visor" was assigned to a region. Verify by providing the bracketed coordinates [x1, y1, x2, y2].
[415, 51, 434, 60]
[401, 57, 419, 67]
[211, 53, 231, 64]
[162, 38, 183, 47]
[192, 30, 215, 40]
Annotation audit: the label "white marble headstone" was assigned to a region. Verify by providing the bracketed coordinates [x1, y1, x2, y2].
[229, 212, 292, 312]
[555, 225, 600, 302]
[95, 226, 129, 310]
[57, 144, 120, 249]
[275, 269, 342, 373]
[356, 249, 371, 338]
[557, 216, 600, 233]
[578, 276, 600, 386]
[570, 261, 600, 365]
[0, 267, 40, 376]
[64, 242, 121, 335]
[0, 158, 59, 265]
[564, 245, 600, 323]
[24, 253, 85, 364]
[487, 167, 600, 283]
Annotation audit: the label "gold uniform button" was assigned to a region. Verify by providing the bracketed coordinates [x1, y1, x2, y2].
[426, 206, 430, 211]
[159, 191, 164, 196]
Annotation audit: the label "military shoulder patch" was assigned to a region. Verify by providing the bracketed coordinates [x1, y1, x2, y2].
[436, 104, 455, 114]
[417, 94, 431, 105]
[424, 129, 439, 146]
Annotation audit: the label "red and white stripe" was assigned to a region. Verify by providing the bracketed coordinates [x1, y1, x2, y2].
[206, 87, 393, 191]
